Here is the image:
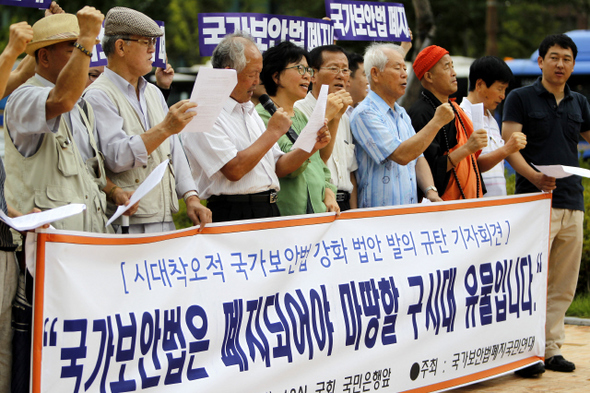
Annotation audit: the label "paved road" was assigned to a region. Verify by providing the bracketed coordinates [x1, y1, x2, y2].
[452, 324, 590, 392]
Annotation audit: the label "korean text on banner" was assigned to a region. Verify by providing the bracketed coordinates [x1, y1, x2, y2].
[325, 0, 411, 42]
[198, 13, 334, 56]
[31, 193, 551, 393]
[0, 0, 51, 9]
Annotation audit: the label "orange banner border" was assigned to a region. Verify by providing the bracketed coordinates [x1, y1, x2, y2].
[30, 192, 551, 392]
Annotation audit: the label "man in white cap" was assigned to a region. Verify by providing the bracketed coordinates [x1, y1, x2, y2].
[84, 7, 211, 233]
[4, 7, 124, 233]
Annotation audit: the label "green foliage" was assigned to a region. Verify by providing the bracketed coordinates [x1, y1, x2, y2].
[497, 2, 562, 59]
[507, 158, 590, 296]
[505, 171, 515, 195]
[566, 292, 590, 318]
[173, 199, 193, 229]
[167, 0, 201, 66]
[579, 158, 590, 294]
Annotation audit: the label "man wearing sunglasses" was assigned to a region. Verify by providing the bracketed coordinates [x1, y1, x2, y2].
[295, 45, 357, 211]
[84, 7, 211, 233]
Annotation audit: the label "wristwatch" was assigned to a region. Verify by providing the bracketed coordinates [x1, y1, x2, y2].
[424, 185, 438, 194]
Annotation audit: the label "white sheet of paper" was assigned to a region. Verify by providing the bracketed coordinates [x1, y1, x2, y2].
[292, 84, 329, 153]
[106, 159, 170, 227]
[562, 165, 590, 178]
[0, 203, 86, 231]
[183, 68, 237, 133]
[471, 102, 485, 132]
[532, 164, 585, 179]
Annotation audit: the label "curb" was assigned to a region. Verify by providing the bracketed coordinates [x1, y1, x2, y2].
[565, 317, 590, 326]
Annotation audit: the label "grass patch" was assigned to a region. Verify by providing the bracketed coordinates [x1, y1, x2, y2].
[567, 293, 590, 318]
[173, 199, 191, 229]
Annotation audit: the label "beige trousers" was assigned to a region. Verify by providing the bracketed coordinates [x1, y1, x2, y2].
[0, 251, 17, 393]
[545, 208, 584, 358]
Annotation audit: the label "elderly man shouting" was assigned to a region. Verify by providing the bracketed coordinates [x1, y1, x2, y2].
[350, 43, 453, 207]
[84, 7, 211, 233]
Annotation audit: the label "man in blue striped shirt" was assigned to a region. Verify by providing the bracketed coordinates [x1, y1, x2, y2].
[350, 43, 454, 207]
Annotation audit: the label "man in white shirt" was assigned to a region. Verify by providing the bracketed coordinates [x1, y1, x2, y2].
[84, 7, 211, 233]
[295, 45, 357, 210]
[459, 56, 526, 196]
[181, 32, 330, 222]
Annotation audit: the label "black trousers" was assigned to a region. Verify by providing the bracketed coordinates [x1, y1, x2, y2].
[208, 193, 280, 223]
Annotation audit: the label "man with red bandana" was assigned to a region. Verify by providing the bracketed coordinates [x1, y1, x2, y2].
[503, 34, 590, 377]
[408, 45, 488, 200]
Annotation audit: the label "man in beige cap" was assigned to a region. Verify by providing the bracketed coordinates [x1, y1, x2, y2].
[4, 7, 129, 232]
[84, 7, 211, 233]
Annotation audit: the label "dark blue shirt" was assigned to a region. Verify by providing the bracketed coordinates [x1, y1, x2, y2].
[503, 77, 590, 211]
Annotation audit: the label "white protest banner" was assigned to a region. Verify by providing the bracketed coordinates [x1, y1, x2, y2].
[31, 193, 551, 393]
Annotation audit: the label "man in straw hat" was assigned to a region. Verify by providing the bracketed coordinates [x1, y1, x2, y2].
[84, 7, 211, 233]
[408, 45, 488, 201]
[3, 7, 129, 233]
[349, 43, 452, 207]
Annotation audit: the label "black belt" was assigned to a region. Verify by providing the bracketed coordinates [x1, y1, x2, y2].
[209, 190, 278, 204]
[336, 191, 350, 202]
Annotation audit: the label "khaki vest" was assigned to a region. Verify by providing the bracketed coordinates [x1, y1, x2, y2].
[4, 76, 111, 233]
[85, 76, 178, 225]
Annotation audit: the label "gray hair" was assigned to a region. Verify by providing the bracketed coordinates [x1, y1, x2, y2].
[211, 31, 257, 73]
[102, 35, 131, 57]
[364, 43, 405, 86]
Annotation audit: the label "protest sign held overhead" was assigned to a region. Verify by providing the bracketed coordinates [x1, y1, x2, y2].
[326, 0, 411, 42]
[198, 13, 334, 56]
[0, 0, 51, 9]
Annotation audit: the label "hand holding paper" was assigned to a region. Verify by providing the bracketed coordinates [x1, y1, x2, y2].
[470, 102, 485, 133]
[106, 159, 170, 227]
[292, 85, 329, 153]
[0, 204, 86, 232]
[533, 164, 590, 179]
[183, 68, 237, 133]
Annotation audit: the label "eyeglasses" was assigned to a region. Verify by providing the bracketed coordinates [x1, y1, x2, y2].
[285, 64, 314, 77]
[320, 66, 351, 76]
[123, 37, 157, 48]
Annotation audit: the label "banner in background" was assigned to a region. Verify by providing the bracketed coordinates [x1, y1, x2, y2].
[198, 13, 334, 56]
[326, 0, 411, 42]
[31, 194, 551, 393]
[0, 0, 51, 9]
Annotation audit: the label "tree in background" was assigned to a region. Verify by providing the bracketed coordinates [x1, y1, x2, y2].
[0, 0, 588, 79]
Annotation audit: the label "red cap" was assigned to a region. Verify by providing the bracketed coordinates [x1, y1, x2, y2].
[413, 45, 449, 80]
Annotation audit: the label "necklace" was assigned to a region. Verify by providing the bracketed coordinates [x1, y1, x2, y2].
[420, 92, 480, 199]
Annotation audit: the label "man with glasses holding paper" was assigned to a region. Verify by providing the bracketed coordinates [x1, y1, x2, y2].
[181, 32, 331, 222]
[84, 7, 211, 233]
[295, 45, 357, 211]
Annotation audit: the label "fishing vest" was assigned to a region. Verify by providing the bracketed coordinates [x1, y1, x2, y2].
[4, 76, 110, 233]
[85, 76, 178, 225]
